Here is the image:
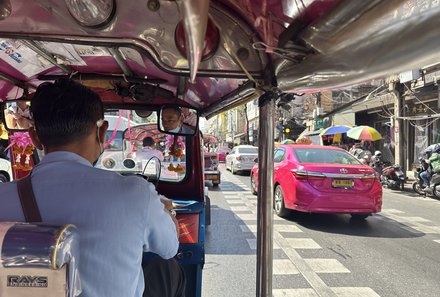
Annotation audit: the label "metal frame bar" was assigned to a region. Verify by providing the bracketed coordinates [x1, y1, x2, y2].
[256, 91, 276, 297]
[108, 47, 133, 77]
[38, 74, 167, 84]
[20, 40, 71, 73]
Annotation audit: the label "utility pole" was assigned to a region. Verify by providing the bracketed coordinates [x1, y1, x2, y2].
[391, 82, 406, 174]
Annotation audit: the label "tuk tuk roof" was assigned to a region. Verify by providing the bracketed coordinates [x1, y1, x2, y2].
[0, 1, 439, 117]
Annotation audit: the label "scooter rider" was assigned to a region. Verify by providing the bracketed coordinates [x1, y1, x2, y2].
[422, 146, 440, 189]
[371, 151, 383, 174]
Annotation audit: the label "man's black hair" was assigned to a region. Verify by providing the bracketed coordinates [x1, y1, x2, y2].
[163, 106, 182, 117]
[30, 78, 104, 147]
[143, 136, 154, 147]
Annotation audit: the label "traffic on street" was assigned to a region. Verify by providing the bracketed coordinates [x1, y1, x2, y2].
[204, 165, 440, 297]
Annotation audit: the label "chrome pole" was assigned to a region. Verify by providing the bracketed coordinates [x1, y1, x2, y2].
[256, 90, 277, 297]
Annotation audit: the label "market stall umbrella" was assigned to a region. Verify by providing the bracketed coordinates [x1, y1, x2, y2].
[347, 126, 382, 141]
[281, 139, 295, 144]
[320, 125, 351, 136]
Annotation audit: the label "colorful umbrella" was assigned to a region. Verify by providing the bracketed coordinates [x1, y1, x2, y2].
[320, 125, 351, 136]
[347, 126, 382, 141]
[281, 139, 295, 144]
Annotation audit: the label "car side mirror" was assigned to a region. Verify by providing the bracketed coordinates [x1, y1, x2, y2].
[225, 152, 229, 155]
[158, 105, 198, 136]
[254, 157, 258, 163]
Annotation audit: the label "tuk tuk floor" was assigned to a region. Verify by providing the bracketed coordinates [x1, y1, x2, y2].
[202, 165, 440, 297]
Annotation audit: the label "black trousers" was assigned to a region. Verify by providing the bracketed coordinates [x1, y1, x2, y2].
[143, 255, 186, 297]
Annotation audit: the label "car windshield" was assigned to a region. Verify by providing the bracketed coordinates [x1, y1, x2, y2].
[97, 109, 187, 182]
[238, 147, 258, 154]
[294, 148, 361, 165]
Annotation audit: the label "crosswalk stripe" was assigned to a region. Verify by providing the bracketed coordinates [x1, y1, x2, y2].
[286, 238, 322, 249]
[273, 288, 380, 297]
[273, 259, 300, 274]
[304, 259, 350, 273]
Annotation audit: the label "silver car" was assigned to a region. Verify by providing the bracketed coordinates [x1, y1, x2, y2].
[0, 158, 12, 183]
[226, 145, 258, 174]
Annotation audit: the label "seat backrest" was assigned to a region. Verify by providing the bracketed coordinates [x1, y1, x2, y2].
[0, 222, 81, 297]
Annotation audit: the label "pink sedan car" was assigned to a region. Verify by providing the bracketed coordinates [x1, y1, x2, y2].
[217, 147, 231, 162]
[250, 145, 382, 219]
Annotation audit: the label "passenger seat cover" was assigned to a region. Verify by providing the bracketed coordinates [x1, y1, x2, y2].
[0, 222, 81, 297]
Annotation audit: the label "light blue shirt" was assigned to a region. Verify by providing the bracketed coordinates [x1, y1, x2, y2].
[0, 151, 179, 297]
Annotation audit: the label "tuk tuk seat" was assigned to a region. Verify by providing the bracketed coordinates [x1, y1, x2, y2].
[0, 222, 81, 297]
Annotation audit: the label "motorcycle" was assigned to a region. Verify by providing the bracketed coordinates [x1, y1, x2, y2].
[379, 163, 406, 190]
[422, 173, 440, 198]
[412, 159, 429, 195]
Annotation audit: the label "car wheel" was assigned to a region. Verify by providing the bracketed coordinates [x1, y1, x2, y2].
[274, 185, 289, 217]
[0, 172, 8, 183]
[351, 214, 370, 220]
[400, 181, 405, 191]
[212, 182, 220, 187]
[231, 163, 236, 175]
[250, 173, 257, 195]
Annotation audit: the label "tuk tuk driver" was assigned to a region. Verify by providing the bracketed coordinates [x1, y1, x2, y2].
[0, 79, 185, 297]
[161, 106, 195, 134]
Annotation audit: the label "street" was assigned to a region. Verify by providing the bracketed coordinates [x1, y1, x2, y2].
[202, 165, 440, 297]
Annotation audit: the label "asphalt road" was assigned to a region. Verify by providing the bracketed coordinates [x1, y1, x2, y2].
[202, 165, 440, 297]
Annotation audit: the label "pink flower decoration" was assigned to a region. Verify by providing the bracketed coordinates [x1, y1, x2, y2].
[6, 132, 33, 150]
[165, 135, 185, 151]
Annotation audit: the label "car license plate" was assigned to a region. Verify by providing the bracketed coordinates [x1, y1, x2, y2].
[332, 179, 354, 188]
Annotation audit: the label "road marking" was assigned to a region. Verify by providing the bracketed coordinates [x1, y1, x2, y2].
[273, 289, 318, 297]
[224, 196, 242, 200]
[275, 224, 303, 233]
[434, 239, 440, 244]
[227, 200, 245, 204]
[286, 238, 322, 249]
[230, 206, 250, 211]
[390, 216, 431, 223]
[273, 287, 380, 297]
[246, 238, 281, 250]
[223, 192, 240, 196]
[381, 209, 405, 214]
[234, 213, 285, 221]
[274, 233, 337, 297]
[273, 259, 300, 274]
[331, 287, 381, 296]
[410, 225, 440, 234]
[381, 212, 440, 234]
[240, 224, 303, 234]
[304, 259, 350, 273]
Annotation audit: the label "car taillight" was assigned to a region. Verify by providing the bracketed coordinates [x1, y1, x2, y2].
[236, 156, 244, 161]
[361, 173, 377, 183]
[291, 169, 308, 180]
[291, 169, 326, 180]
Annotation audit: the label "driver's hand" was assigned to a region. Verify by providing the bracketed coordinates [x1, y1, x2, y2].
[159, 196, 179, 237]
[160, 196, 173, 212]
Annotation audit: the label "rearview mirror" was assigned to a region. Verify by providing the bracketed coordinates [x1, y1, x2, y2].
[2, 100, 33, 131]
[158, 105, 198, 136]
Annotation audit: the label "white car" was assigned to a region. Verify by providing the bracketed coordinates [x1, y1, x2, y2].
[0, 158, 12, 183]
[225, 145, 258, 174]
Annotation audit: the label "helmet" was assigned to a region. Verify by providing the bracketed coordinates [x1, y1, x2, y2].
[374, 151, 382, 156]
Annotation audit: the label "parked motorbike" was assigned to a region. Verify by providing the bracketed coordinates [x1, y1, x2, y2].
[380, 163, 406, 190]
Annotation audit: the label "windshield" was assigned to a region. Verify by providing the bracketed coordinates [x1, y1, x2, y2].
[238, 147, 258, 154]
[97, 109, 187, 182]
[294, 148, 361, 165]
